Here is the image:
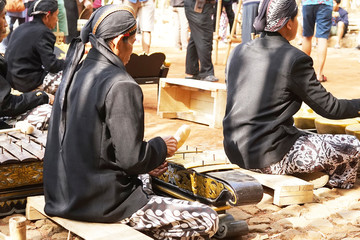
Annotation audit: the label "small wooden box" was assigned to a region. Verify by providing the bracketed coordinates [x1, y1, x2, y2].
[157, 78, 227, 128]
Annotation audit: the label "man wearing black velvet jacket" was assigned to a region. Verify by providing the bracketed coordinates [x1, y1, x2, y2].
[223, 0, 360, 189]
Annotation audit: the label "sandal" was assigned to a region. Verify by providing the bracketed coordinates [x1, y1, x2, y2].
[318, 75, 327, 82]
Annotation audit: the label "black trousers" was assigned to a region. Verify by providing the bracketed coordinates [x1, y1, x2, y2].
[213, 1, 235, 33]
[184, 0, 215, 78]
[64, 0, 80, 44]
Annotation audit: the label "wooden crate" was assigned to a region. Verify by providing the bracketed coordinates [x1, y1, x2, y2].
[157, 78, 227, 128]
[26, 196, 152, 240]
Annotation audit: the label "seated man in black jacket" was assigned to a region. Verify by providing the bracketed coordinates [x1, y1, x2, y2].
[43, 5, 218, 239]
[223, 0, 360, 189]
[0, 0, 53, 120]
[5, 0, 64, 92]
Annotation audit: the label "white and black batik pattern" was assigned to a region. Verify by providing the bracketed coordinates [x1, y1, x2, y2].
[256, 134, 360, 189]
[121, 196, 219, 240]
[41, 71, 63, 95]
[2, 104, 52, 130]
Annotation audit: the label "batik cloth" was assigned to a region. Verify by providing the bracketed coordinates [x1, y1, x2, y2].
[121, 174, 219, 240]
[40, 71, 63, 95]
[255, 134, 360, 189]
[2, 104, 52, 130]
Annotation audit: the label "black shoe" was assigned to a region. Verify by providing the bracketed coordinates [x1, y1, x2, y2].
[356, 45, 360, 50]
[201, 75, 219, 82]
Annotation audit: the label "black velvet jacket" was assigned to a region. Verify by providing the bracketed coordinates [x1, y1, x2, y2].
[223, 32, 360, 169]
[44, 48, 167, 222]
[5, 18, 64, 92]
[0, 55, 48, 117]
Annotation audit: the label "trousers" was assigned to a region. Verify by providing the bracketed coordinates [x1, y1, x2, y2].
[184, 0, 215, 78]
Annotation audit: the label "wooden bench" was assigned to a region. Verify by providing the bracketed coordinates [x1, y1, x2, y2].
[26, 196, 152, 240]
[157, 78, 227, 128]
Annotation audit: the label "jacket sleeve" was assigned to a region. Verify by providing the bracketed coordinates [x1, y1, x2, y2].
[288, 53, 360, 119]
[0, 76, 49, 117]
[104, 80, 167, 175]
[36, 30, 65, 73]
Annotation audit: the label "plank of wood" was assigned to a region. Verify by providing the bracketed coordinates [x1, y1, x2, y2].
[235, 168, 314, 206]
[192, 164, 240, 173]
[161, 78, 226, 91]
[26, 196, 152, 240]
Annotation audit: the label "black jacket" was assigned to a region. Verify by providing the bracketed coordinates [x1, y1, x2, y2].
[5, 18, 64, 92]
[0, 55, 48, 117]
[43, 48, 167, 222]
[223, 32, 360, 169]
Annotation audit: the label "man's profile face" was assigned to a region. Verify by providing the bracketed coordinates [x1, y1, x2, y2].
[118, 34, 136, 65]
[44, 9, 59, 30]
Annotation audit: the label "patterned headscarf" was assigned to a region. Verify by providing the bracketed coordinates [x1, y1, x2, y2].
[253, 0, 298, 33]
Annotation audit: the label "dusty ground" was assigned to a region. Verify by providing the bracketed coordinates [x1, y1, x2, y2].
[1, 13, 360, 239]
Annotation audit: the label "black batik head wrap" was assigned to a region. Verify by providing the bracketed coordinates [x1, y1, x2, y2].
[0, 0, 6, 12]
[253, 0, 298, 33]
[28, 0, 58, 16]
[56, 4, 137, 140]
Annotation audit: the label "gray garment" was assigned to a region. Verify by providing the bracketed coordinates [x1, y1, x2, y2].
[241, 1, 259, 43]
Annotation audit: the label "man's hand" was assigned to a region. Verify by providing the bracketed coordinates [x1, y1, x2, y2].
[47, 93, 55, 105]
[149, 161, 168, 177]
[161, 136, 177, 157]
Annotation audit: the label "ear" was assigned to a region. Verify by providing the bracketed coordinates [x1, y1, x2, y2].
[112, 35, 125, 49]
[286, 18, 294, 31]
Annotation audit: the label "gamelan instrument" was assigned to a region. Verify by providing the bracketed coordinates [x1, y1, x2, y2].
[152, 148, 264, 238]
[0, 128, 46, 216]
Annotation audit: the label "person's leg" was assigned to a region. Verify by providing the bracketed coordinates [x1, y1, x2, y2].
[64, 0, 79, 44]
[179, 7, 189, 50]
[141, 31, 151, 54]
[138, 0, 155, 54]
[314, 4, 332, 81]
[184, 0, 200, 77]
[257, 134, 360, 189]
[316, 37, 328, 80]
[335, 21, 346, 48]
[241, 2, 259, 43]
[224, 2, 234, 33]
[121, 195, 219, 239]
[302, 5, 316, 56]
[172, 7, 182, 50]
[189, 3, 215, 79]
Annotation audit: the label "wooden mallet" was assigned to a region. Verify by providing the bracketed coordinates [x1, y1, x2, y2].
[174, 124, 191, 149]
[0, 121, 34, 135]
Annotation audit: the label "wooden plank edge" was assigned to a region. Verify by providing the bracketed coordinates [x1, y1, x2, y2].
[26, 196, 152, 240]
